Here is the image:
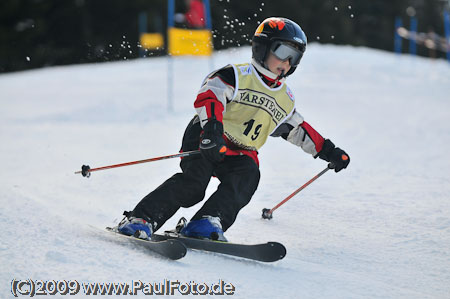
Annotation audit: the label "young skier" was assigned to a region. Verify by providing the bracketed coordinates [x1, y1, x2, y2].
[115, 17, 350, 241]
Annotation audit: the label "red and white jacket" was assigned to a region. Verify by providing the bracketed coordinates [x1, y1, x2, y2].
[194, 61, 326, 165]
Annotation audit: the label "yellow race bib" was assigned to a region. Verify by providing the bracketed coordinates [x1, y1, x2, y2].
[223, 63, 295, 151]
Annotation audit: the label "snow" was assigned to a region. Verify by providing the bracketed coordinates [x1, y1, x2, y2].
[1, 44, 450, 298]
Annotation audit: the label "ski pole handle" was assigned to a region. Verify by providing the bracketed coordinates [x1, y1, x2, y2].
[327, 153, 349, 170]
[75, 150, 201, 178]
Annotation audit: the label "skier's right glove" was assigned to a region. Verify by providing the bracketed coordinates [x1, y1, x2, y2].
[200, 120, 227, 163]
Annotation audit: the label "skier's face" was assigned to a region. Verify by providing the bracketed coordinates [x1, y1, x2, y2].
[265, 52, 291, 77]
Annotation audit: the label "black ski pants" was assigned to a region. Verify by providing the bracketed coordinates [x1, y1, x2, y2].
[130, 116, 260, 232]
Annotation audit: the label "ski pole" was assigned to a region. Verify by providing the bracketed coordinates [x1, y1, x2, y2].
[262, 162, 336, 220]
[75, 150, 201, 178]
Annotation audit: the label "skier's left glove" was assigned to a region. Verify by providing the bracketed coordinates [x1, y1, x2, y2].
[317, 139, 350, 172]
[200, 120, 227, 163]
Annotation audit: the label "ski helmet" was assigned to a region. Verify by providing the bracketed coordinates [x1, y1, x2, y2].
[252, 17, 307, 76]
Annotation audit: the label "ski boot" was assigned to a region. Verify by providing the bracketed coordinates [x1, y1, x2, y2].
[180, 216, 227, 242]
[116, 216, 153, 240]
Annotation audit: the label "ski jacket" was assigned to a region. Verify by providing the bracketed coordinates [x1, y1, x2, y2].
[194, 61, 326, 165]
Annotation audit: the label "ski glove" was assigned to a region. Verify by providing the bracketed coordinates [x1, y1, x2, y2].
[200, 120, 227, 163]
[317, 139, 350, 172]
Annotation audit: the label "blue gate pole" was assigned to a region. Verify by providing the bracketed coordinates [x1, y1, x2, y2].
[138, 12, 147, 58]
[168, 0, 174, 27]
[167, 0, 175, 111]
[203, 0, 214, 71]
[203, 0, 212, 30]
[410, 16, 417, 56]
[394, 17, 403, 54]
[444, 10, 450, 62]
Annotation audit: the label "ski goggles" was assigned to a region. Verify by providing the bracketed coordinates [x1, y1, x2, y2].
[270, 41, 305, 67]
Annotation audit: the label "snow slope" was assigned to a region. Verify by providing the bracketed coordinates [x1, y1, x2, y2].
[1, 44, 450, 298]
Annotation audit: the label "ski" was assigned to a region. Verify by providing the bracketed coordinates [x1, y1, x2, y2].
[104, 227, 187, 260]
[151, 232, 286, 262]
